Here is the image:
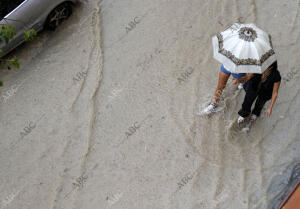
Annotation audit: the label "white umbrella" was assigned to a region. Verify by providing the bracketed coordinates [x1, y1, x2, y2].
[212, 23, 276, 74]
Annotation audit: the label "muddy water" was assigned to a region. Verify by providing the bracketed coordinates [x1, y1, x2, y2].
[0, 1, 104, 208]
[0, 0, 300, 209]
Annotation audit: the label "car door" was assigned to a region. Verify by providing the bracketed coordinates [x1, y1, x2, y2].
[23, 0, 52, 31]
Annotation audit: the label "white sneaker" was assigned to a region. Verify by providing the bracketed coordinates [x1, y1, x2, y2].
[238, 83, 243, 90]
[201, 103, 216, 115]
[237, 116, 245, 124]
[250, 114, 257, 122]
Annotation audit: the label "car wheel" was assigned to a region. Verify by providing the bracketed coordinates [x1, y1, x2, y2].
[45, 2, 72, 30]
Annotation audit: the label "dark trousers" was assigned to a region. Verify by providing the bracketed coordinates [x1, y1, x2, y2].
[238, 90, 271, 118]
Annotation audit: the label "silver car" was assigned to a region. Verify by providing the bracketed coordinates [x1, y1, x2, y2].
[0, 0, 78, 57]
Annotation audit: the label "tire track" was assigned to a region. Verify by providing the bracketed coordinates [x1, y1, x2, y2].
[70, 8, 99, 111]
[51, 140, 72, 209]
[53, 1, 104, 208]
[73, 0, 104, 194]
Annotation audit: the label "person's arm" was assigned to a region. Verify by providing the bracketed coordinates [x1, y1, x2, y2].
[232, 73, 254, 84]
[266, 81, 281, 118]
[241, 73, 254, 83]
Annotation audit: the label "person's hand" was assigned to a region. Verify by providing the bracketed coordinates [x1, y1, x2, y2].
[266, 107, 272, 118]
[232, 78, 239, 85]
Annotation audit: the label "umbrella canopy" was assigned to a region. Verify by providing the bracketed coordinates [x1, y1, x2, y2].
[212, 23, 276, 74]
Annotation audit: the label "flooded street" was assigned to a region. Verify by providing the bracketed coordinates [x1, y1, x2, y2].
[1, 0, 300, 209]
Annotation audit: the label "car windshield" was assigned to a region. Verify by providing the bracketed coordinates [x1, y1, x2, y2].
[0, 0, 25, 20]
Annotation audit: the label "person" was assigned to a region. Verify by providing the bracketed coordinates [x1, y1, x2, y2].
[201, 64, 246, 114]
[237, 61, 281, 123]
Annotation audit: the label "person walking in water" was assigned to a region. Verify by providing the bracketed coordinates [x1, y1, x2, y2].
[237, 61, 281, 123]
[200, 23, 277, 116]
[201, 64, 247, 115]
